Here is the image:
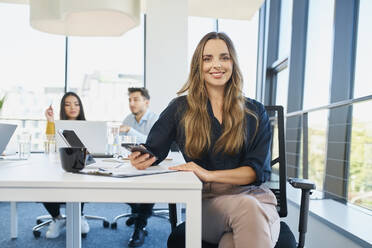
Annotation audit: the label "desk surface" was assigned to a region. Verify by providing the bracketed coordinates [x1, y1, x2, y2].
[0, 153, 202, 203]
[0, 152, 203, 248]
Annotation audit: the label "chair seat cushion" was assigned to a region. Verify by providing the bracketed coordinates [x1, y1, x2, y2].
[168, 221, 297, 248]
[275, 221, 296, 248]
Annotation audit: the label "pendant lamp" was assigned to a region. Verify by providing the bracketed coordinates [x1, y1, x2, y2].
[29, 0, 140, 36]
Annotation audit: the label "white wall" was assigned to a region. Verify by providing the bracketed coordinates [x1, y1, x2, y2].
[145, 0, 188, 115]
[283, 202, 365, 248]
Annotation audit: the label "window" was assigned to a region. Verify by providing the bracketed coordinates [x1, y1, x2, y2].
[218, 12, 259, 99]
[354, 0, 372, 98]
[275, 68, 289, 111]
[302, 0, 334, 110]
[307, 110, 328, 192]
[0, 3, 65, 119]
[349, 101, 372, 210]
[0, 3, 66, 152]
[278, 0, 293, 59]
[67, 16, 145, 122]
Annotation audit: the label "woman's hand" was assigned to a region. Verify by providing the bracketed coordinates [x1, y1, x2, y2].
[129, 151, 157, 170]
[169, 162, 213, 182]
[45, 105, 54, 122]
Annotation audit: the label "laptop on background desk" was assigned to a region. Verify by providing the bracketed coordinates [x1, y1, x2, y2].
[55, 120, 111, 158]
[0, 123, 17, 156]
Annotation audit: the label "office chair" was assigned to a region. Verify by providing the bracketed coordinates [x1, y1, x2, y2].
[167, 105, 316, 248]
[110, 203, 178, 230]
[32, 205, 110, 238]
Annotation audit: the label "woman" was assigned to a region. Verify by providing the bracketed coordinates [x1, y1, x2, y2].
[129, 32, 280, 248]
[43, 91, 89, 239]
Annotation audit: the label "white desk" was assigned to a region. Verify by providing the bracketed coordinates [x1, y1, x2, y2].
[0, 154, 202, 248]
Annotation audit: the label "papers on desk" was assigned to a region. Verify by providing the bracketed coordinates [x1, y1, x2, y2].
[79, 160, 179, 178]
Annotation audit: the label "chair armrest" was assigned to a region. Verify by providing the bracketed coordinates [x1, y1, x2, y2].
[287, 177, 316, 248]
[288, 177, 316, 190]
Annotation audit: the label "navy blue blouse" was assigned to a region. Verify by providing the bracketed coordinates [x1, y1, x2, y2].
[144, 96, 272, 186]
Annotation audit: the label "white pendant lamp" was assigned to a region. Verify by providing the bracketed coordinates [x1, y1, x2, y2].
[188, 0, 264, 20]
[29, 0, 140, 36]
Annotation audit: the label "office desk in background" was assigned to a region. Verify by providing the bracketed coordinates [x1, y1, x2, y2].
[0, 153, 202, 248]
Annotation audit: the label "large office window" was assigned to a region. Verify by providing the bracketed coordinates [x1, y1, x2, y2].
[219, 12, 259, 99]
[354, 0, 372, 99]
[349, 0, 372, 210]
[0, 3, 65, 119]
[302, 0, 334, 110]
[67, 16, 145, 122]
[0, 3, 65, 151]
[278, 0, 293, 59]
[275, 68, 289, 111]
[300, 0, 334, 194]
[349, 101, 372, 210]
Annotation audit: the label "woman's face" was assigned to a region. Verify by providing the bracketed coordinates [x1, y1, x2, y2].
[202, 39, 233, 90]
[64, 95, 80, 120]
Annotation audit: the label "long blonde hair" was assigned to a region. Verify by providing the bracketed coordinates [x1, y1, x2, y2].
[178, 32, 258, 158]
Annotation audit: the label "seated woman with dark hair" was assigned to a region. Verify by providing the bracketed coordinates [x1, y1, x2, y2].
[43, 91, 89, 239]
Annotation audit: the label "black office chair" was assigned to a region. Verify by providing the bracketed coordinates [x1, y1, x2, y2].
[110, 203, 178, 230]
[32, 205, 110, 238]
[167, 105, 316, 248]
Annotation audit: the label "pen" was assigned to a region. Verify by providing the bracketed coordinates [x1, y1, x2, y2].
[114, 163, 125, 168]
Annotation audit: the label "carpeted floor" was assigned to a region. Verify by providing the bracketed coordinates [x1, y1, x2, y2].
[0, 202, 173, 248]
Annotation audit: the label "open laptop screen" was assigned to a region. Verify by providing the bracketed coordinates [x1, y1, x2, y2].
[0, 123, 17, 155]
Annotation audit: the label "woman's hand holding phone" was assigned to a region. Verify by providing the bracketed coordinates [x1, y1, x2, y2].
[129, 151, 157, 170]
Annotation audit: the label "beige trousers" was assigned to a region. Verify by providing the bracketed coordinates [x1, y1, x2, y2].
[202, 183, 280, 248]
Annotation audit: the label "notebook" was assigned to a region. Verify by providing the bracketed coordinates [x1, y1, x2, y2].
[0, 123, 17, 155]
[55, 120, 109, 157]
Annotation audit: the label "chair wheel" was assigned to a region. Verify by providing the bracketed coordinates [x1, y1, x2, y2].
[36, 219, 43, 225]
[111, 222, 117, 229]
[33, 230, 41, 238]
[82, 233, 87, 238]
[103, 220, 109, 228]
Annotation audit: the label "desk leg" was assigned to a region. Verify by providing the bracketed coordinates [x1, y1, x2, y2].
[185, 192, 201, 248]
[10, 202, 17, 239]
[66, 202, 81, 248]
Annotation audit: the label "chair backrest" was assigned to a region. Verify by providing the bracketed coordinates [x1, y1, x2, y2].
[264, 105, 287, 218]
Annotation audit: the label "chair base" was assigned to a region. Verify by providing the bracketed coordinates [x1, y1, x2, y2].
[111, 204, 178, 230]
[32, 214, 109, 238]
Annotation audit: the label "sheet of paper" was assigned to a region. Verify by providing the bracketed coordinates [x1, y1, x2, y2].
[81, 159, 180, 177]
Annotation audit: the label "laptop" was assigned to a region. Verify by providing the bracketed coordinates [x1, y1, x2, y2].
[0, 123, 17, 155]
[55, 120, 110, 157]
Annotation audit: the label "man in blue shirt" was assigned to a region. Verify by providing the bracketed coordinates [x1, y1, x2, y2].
[120, 87, 158, 247]
[120, 88, 158, 144]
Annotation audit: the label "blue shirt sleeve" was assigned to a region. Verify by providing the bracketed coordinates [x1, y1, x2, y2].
[240, 102, 272, 185]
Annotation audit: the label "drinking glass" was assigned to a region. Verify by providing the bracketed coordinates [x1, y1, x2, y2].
[106, 124, 120, 155]
[18, 131, 31, 160]
[44, 134, 57, 154]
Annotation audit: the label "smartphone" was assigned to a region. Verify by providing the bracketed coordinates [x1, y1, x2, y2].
[121, 143, 156, 157]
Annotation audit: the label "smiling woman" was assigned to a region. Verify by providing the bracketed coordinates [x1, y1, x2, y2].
[129, 32, 279, 248]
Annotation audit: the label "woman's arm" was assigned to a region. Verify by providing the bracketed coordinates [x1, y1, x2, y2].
[169, 162, 256, 185]
[130, 97, 184, 170]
